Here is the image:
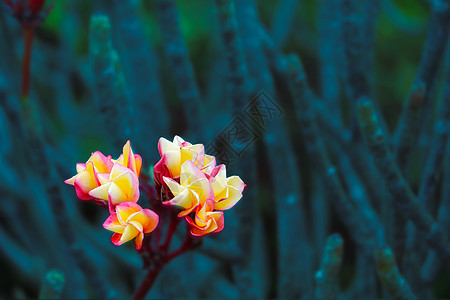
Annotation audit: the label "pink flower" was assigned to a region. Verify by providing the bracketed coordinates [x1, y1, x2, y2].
[209, 164, 246, 210]
[64, 151, 113, 201]
[185, 199, 224, 236]
[89, 163, 140, 213]
[154, 136, 216, 196]
[65, 141, 142, 209]
[162, 160, 214, 217]
[103, 202, 159, 250]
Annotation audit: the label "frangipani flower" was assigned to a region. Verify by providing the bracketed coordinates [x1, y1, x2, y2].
[103, 202, 159, 250]
[158, 136, 205, 178]
[89, 163, 140, 212]
[64, 151, 113, 200]
[154, 136, 216, 195]
[113, 140, 142, 177]
[209, 164, 246, 210]
[185, 199, 224, 236]
[163, 160, 214, 217]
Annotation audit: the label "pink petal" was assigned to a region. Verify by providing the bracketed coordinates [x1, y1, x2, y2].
[194, 202, 208, 228]
[163, 177, 185, 196]
[209, 164, 225, 178]
[214, 186, 243, 210]
[210, 175, 227, 198]
[180, 160, 207, 186]
[134, 154, 142, 177]
[173, 135, 188, 146]
[119, 224, 140, 245]
[111, 171, 139, 202]
[158, 137, 179, 156]
[185, 215, 197, 227]
[128, 220, 144, 233]
[103, 214, 125, 234]
[64, 175, 76, 186]
[88, 182, 111, 201]
[96, 172, 110, 185]
[134, 232, 144, 250]
[111, 233, 123, 246]
[201, 155, 216, 175]
[108, 182, 127, 206]
[162, 188, 192, 209]
[180, 148, 199, 168]
[184, 143, 205, 166]
[76, 163, 86, 173]
[109, 163, 132, 180]
[163, 150, 182, 178]
[189, 178, 214, 204]
[129, 209, 159, 233]
[115, 202, 142, 223]
[74, 170, 97, 200]
[120, 141, 141, 176]
[211, 211, 225, 233]
[122, 140, 132, 167]
[189, 218, 218, 236]
[88, 151, 113, 173]
[227, 176, 246, 193]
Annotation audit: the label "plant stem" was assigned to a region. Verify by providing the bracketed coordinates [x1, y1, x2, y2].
[163, 234, 201, 263]
[133, 266, 162, 300]
[22, 27, 34, 102]
[160, 212, 179, 252]
[134, 224, 201, 299]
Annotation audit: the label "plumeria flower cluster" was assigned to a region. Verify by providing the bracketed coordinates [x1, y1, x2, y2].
[65, 141, 159, 250]
[154, 136, 246, 236]
[65, 136, 245, 251]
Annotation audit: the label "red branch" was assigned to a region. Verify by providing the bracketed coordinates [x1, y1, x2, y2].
[132, 266, 162, 300]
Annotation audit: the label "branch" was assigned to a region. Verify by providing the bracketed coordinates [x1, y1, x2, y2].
[286, 54, 383, 254]
[154, 0, 204, 136]
[357, 97, 450, 265]
[89, 14, 132, 149]
[315, 234, 344, 300]
[375, 246, 417, 300]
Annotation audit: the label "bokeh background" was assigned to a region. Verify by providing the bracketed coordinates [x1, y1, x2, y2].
[1, 0, 450, 298]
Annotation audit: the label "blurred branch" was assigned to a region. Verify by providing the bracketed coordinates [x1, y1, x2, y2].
[111, 0, 168, 157]
[89, 14, 132, 149]
[269, 0, 297, 48]
[357, 97, 450, 265]
[375, 246, 417, 300]
[286, 54, 383, 254]
[394, 0, 450, 171]
[39, 269, 65, 300]
[154, 0, 204, 137]
[315, 234, 343, 300]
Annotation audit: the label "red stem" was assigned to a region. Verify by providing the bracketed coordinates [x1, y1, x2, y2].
[22, 27, 34, 101]
[134, 223, 201, 299]
[132, 266, 162, 300]
[159, 212, 179, 252]
[163, 233, 200, 263]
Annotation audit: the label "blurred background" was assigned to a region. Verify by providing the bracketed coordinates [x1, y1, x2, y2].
[1, 0, 450, 298]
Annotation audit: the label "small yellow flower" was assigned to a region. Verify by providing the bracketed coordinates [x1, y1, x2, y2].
[103, 202, 159, 250]
[64, 151, 113, 200]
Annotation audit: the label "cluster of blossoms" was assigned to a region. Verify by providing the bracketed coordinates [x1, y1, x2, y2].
[154, 136, 246, 236]
[65, 136, 245, 249]
[65, 141, 159, 250]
